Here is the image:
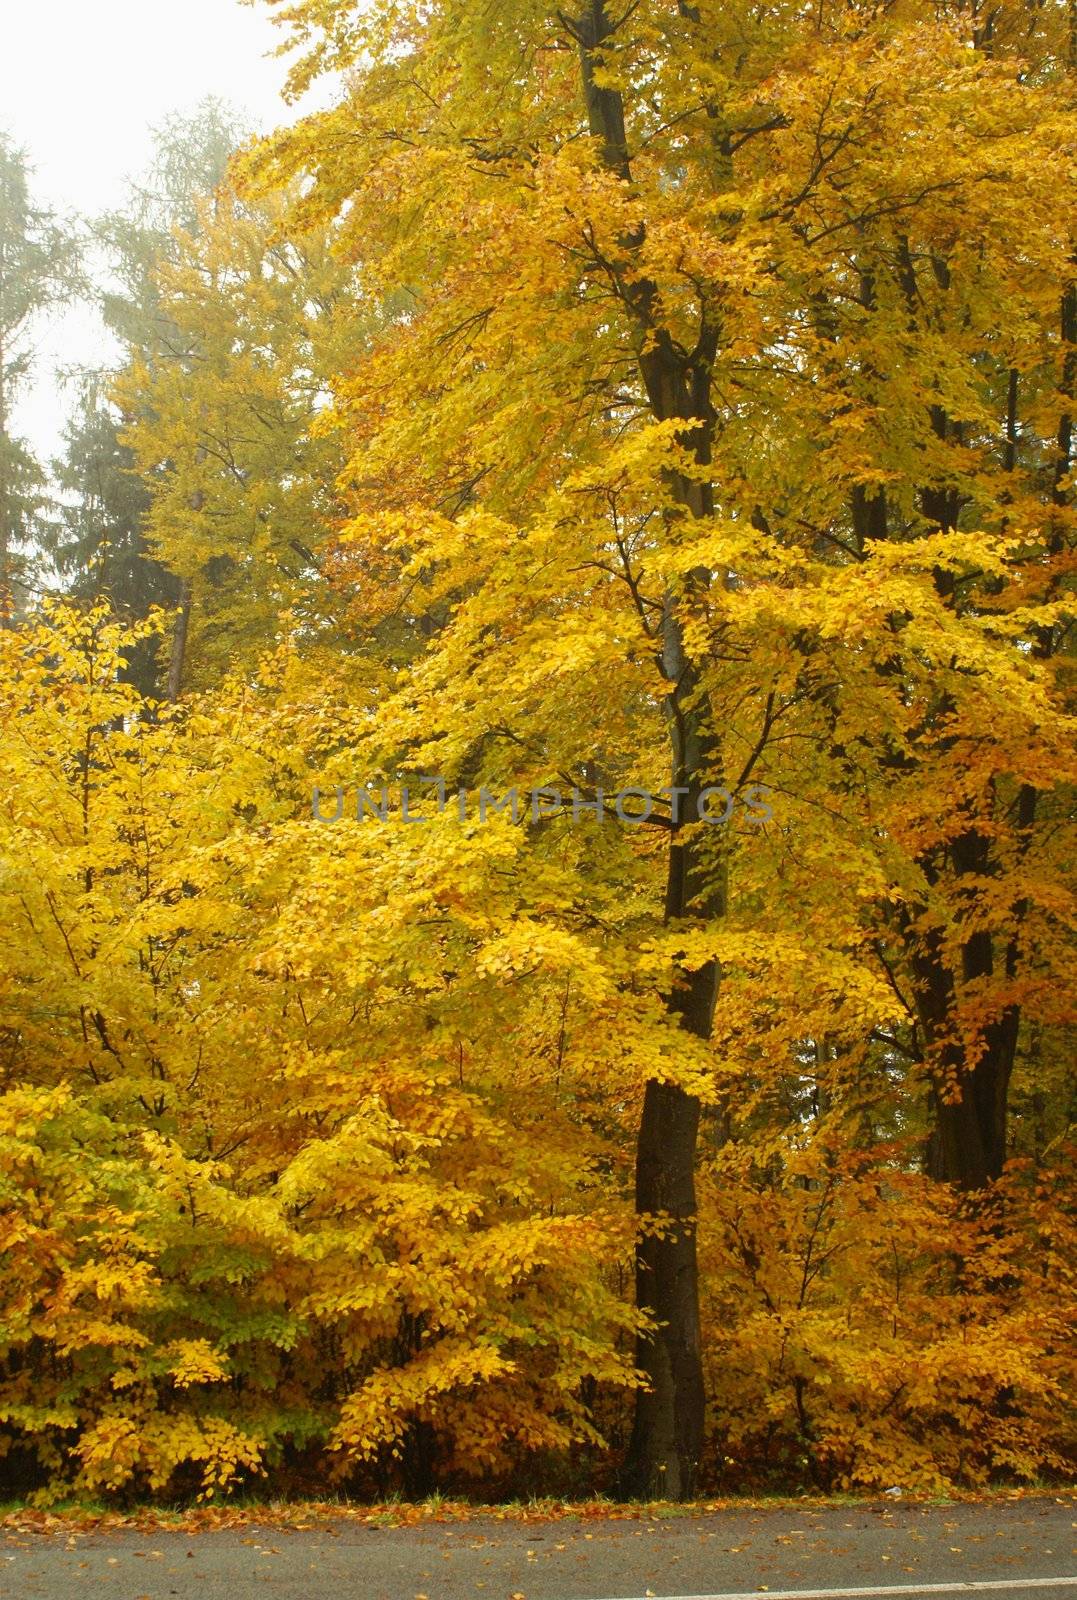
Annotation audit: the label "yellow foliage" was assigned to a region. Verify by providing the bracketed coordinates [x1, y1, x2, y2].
[3, 0, 1075, 1504]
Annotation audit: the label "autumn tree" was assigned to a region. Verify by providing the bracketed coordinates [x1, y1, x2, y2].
[0, 605, 637, 1501]
[117, 179, 362, 688]
[94, 100, 248, 695]
[702, 9, 1077, 1192]
[244, 0, 1077, 1496]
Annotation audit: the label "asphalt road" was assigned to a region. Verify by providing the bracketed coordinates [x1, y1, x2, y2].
[2, 1497, 1074, 1600]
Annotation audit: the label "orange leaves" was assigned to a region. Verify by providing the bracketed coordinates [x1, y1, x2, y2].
[699, 1142, 1077, 1491]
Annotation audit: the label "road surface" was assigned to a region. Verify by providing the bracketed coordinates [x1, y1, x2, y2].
[2, 1496, 1073, 1600]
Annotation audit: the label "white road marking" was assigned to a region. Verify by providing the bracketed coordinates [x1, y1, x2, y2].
[595, 1579, 1077, 1600]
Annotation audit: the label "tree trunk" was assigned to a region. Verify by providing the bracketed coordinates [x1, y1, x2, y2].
[622, 1080, 706, 1497]
[571, 2, 723, 1498]
[168, 471, 203, 703]
[167, 580, 191, 703]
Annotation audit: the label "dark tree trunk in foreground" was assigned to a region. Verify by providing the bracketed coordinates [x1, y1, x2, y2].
[623, 1080, 706, 1498]
[572, 1, 725, 1498]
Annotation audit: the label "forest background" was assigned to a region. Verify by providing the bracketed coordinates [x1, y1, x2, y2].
[0, 0, 1074, 1508]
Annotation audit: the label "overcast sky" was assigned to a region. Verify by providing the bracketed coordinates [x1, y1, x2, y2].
[1, 0, 330, 459]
